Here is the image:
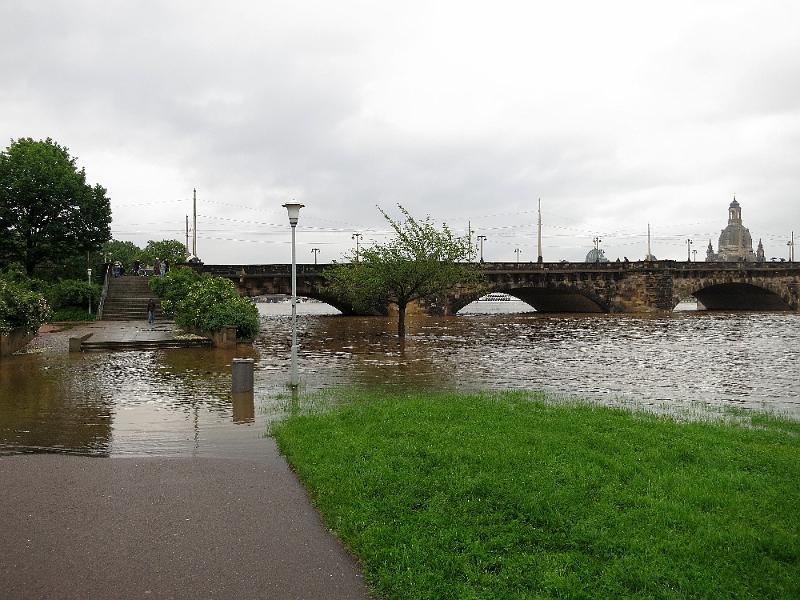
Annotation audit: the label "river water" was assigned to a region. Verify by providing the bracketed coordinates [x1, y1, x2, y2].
[1, 301, 798, 457]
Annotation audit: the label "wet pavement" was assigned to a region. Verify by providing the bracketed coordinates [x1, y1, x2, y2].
[0, 453, 373, 600]
[25, 320, 188, 353]
[1, 321, 374, 599]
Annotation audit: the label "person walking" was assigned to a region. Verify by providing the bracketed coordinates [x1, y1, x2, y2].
[147, 298, 156, 324]
[153, 258, 161, 277]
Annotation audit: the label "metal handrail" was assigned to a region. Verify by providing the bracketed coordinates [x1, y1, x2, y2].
[96, 263, 111, 320]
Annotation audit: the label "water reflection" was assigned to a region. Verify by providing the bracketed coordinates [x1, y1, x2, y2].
[0, 353, 113, 455]
[231, 391, 255, 424]
[1, 309, 798, 458]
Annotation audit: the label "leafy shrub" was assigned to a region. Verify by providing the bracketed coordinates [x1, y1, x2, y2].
[47, 279, 101, 309]
[0, 276, 52, 333]
[151, 269, 259, 339]
[149, 267, 200, 305]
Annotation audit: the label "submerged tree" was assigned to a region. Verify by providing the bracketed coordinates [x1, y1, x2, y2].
[0, 138, 111, 274]
[325, 205, 480, 338]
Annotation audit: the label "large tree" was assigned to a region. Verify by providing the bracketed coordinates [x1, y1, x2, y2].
[325, 205, 481, 338]
[0, 138, 112, 274]
[139, 239, 187, 267]
[102, 239, 141, 271]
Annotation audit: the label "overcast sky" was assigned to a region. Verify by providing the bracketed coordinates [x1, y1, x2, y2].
[2, 0, 798, 264]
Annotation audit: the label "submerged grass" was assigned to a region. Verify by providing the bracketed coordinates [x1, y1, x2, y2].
[272, 390, 800, 599]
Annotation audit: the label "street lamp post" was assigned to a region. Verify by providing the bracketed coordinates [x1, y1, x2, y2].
[687, 238, 693, 261]
[477, 235, 486, 263]
[692, 249, 697, 262]
[514, 248, 521, 263]
[87, 268, 92, 315]
[311, 248, 320, 265]
[283, 202, 304, 388]
[593, 237, 602, 262]
[788, 233, 794, 262]
[352, 232, 362, 261]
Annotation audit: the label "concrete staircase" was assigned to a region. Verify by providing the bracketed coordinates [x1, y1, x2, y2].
[80, 337, 211, 352]
[100, 276, 165, 321]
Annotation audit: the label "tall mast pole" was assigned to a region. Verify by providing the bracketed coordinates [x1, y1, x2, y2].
[192, 188, 197, 256]
[537, 198, 543, 263]
[468, 220, 472, 262]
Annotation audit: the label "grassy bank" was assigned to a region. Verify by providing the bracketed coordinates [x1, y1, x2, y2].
[273, 391, 799, 599]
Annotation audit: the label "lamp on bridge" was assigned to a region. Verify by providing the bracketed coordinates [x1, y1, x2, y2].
[283, 201, 305, 388]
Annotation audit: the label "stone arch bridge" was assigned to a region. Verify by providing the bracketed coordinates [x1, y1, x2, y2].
[198, 261, 800, 314]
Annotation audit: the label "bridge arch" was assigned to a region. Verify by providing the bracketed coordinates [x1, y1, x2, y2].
[451, 285, 610, 313]
[672, 280, 791, 311]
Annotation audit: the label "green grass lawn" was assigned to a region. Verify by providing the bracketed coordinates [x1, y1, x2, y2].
[272, 390, 800, 599]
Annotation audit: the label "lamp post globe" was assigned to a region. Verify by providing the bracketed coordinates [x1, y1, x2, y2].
[282, 202, 304, 387]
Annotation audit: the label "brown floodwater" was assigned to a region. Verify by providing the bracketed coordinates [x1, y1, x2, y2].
[1, 306, 798, 458]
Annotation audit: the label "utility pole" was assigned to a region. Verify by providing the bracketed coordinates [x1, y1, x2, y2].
[185, 214, 189, 255]
[687, 238, 693, 261]
[514, 248, 521, 263]
[192, 188, 197, 257]
[311, 248, 320, 264]
[537, 198, 543, 263]
[467, 220, 473, 262]
[352, 232, 362, 261]
[477, 235, 486, 262]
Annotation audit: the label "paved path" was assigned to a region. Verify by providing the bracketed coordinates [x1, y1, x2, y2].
[0, 452, 373, 599]
[27, 321, 189, 354]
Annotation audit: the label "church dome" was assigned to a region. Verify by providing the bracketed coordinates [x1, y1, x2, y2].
[711, 197, 756, 262]
[585, 248, 609, 263]
[719, 223, 753, 251]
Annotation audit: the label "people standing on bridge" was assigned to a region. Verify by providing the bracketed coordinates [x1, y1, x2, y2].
[147, 298, 156, 324]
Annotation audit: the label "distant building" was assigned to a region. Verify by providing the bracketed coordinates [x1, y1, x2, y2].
[585, 248, 609, 263]
[706, 198, 764, 262]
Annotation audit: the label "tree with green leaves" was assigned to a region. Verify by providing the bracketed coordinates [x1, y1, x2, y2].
[139, 239, 187, 268]
[102, 239, 141, 272]
[325, 205, 481, 338]
[0, 138, 112, 275]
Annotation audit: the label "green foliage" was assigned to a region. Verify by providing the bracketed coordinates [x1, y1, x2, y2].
[46, 279, 100, 310]
[325, 205, 481, 336]
[275, 390, 800, 599]
[50, 306, 95, 322]
[149, 267, 201, 316]
[0, 138, 112, 274]
[138, 239, 187, 268]
[102, 239, 141, 272]
[150, 268, 259, 339]
[0, 275, 52, 333]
